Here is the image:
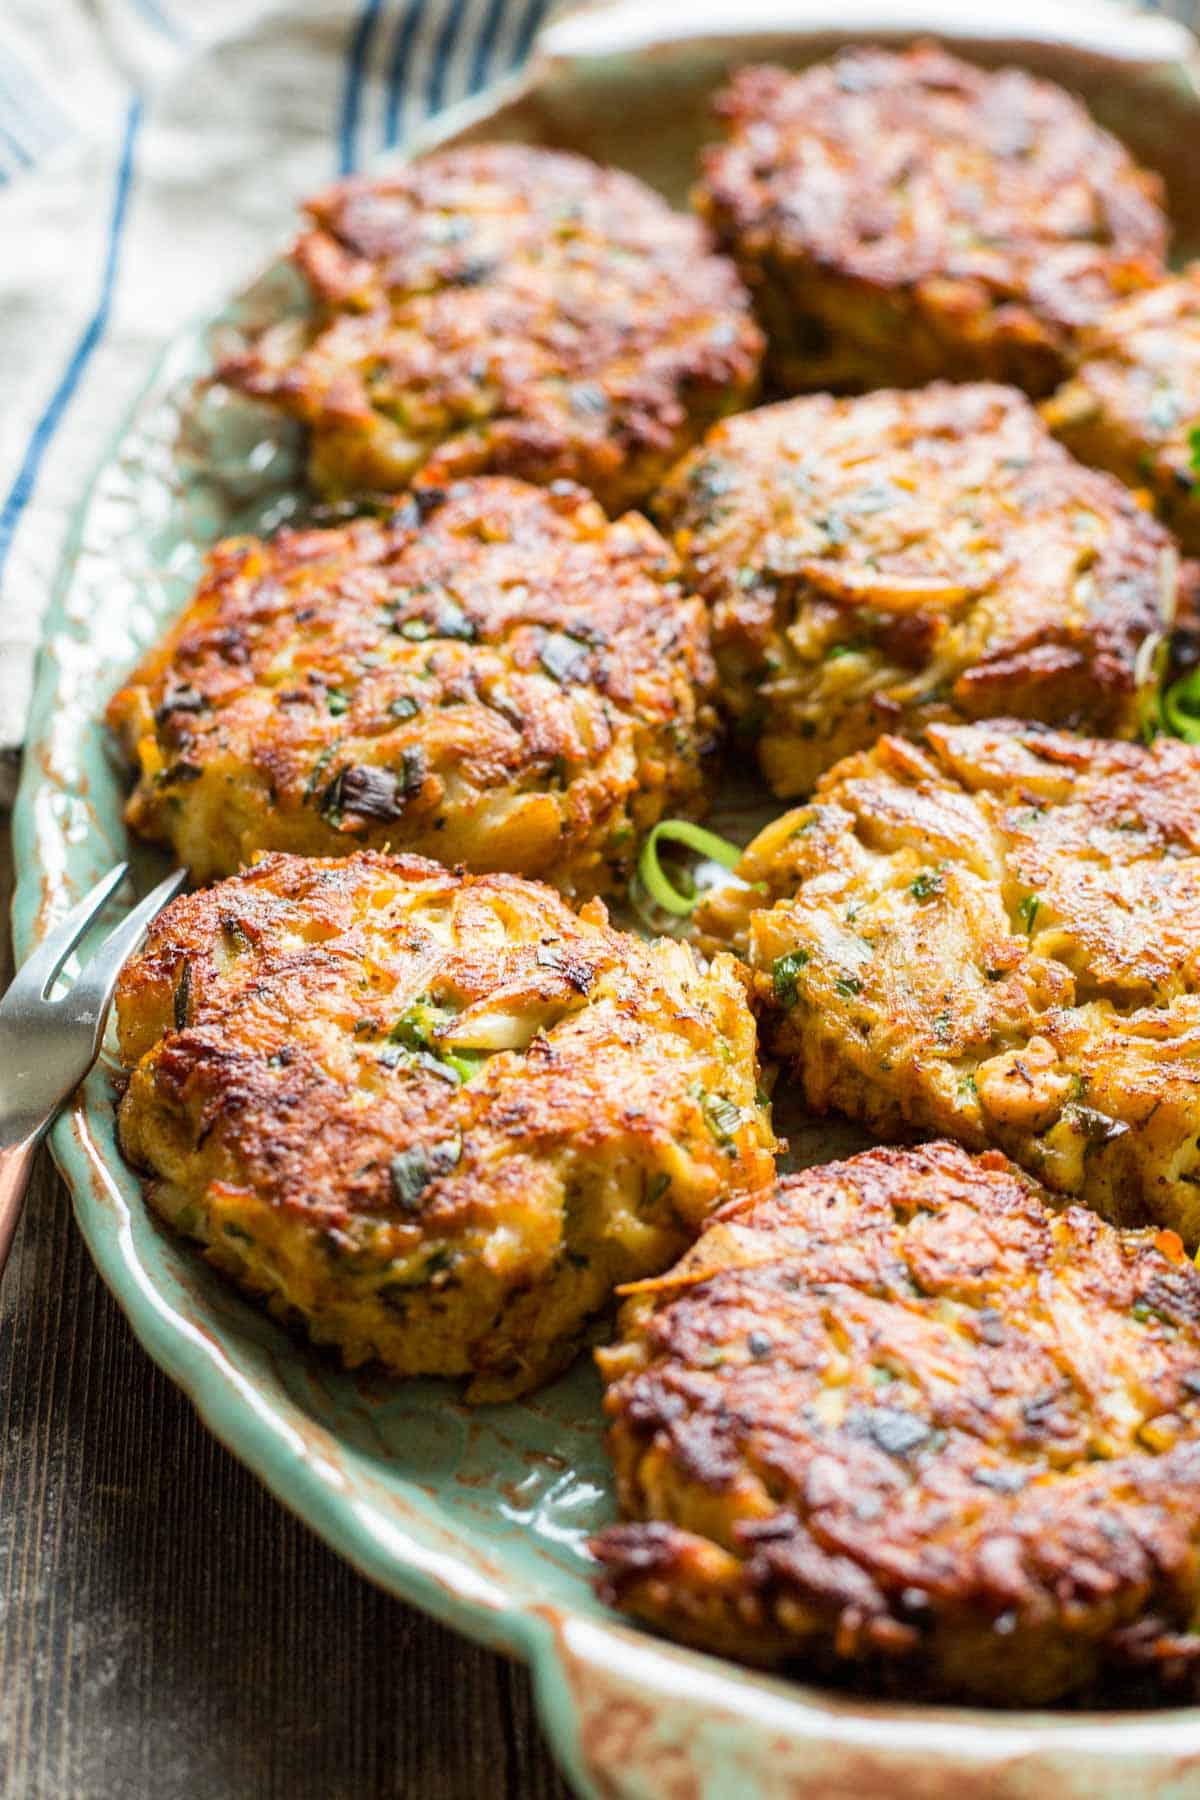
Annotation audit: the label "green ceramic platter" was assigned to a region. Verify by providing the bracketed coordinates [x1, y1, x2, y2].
[13, 4, 1200, 1793]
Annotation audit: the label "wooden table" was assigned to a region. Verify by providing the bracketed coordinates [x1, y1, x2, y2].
[0, 812, 571, 1800]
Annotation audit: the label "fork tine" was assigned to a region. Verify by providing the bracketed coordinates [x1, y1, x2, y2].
[4, 863, 131, 1008]
[60, 867, 189, 1039]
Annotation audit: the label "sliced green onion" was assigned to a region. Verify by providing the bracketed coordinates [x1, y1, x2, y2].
[772, 949, 809, 1009]
[173, 959, 192, 1032]
[699, 1089, 742, 1147]
[1163, 668, 1200, 745]
[637, 820, 744, 917]
[389, 1136, 461, 1210]
[442, 1047, 489, 1084]
[1136, 628, 1169, 743]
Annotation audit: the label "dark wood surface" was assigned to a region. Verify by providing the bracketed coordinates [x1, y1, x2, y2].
[0, 813, 573, 1800]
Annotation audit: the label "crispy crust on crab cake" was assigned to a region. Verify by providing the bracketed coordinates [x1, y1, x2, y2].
[217, 143, 763, 514]
[655, 385, 1175, 796]
[1043, 266, 1200, 554]
[106, 478, 717, 895]
[114, 851, 778, 1402]
[592, 1141, 1200, 1705]
[696, 722, 1200, 1242]
[694, 47, 1167, 396]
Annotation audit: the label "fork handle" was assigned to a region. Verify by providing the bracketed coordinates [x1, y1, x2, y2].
[0, 1130, 40, 1278]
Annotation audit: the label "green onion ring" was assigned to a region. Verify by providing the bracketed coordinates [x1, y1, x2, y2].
[637, 820, 744, 917]
[1163, 668, 1200, 744]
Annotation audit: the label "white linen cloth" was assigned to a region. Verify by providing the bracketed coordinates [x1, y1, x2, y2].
[0, 0, 562, 801]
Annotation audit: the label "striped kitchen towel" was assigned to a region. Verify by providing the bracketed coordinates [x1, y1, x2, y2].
[0, 0, 561, 801]
[0, 0, 1197, 804]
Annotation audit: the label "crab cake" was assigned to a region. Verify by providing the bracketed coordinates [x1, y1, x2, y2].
[107, 478, 717, 895]
[592, 1141, 1200, 1705]
[696, 722, 1200, 1242]
[217, 143, 763, 513]
[1043, 266, 1200, 553]
[114, 851, 778, 1401]
[695, 47, 1167, 397]
[655, 385, 1174, 795]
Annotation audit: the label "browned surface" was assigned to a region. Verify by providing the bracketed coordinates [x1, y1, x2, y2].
[697, 723, 1200, 1241]
[220, 142, 763, 513]
[695, 46, 1168, 396]
[655, 384, 1174, 795]
[107, 478, 715, 894]
[0, 813, 571, 1800]
[115, 850, 775, 1402]
[593, 1141, 1200, 1705]
[1043, 265, 1200, 553]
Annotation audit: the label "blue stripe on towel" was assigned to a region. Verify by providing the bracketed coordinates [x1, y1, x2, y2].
[383, 0, 429, 150]
[126, 0, 191, 47]
[0, 46, 74, 162]
[427, 0, 470, 114]
[468, 0, 508, 92]
[337, 0, 385, 174]
[0, 98, 142, 585]
[509, 0, 548, 68]
[386, 0, 546, 152]
[0, 118, 33, 171]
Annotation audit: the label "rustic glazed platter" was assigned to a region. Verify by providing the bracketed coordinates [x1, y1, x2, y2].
[12, 4, 1200, 1794]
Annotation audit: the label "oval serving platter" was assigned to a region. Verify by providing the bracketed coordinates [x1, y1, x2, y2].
[13, 4, 1200, 1795]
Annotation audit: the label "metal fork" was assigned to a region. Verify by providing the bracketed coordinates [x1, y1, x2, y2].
[0, 862, 186, 1279]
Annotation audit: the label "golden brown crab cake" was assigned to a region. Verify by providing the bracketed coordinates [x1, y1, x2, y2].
[592, 1140, 1200, 1705]
[695, 722, 1200, 1242]
[217, 143, 764, 514]
[655, 385, 1175, 796]
[1043, 266, 1200, 553]
[114, 852, 779, 1402]
[106, 478, 717, 895]
[695, 48, 1167, 397]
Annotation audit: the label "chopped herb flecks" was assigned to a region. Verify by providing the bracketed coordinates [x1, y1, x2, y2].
[382, 998, 491, 1087]
[772, 949, 810, 1008]
[389, 1136, 462, 1210]
[539, 631, 590, 685]
[700, 1090, 742, 1148]
[304, 740, 342, 804]
[644, 1171, 671, 1208]
[1017, 894, 1041, 935]
[173, 959, 192, 1032]
[322, 752, 426, 825]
